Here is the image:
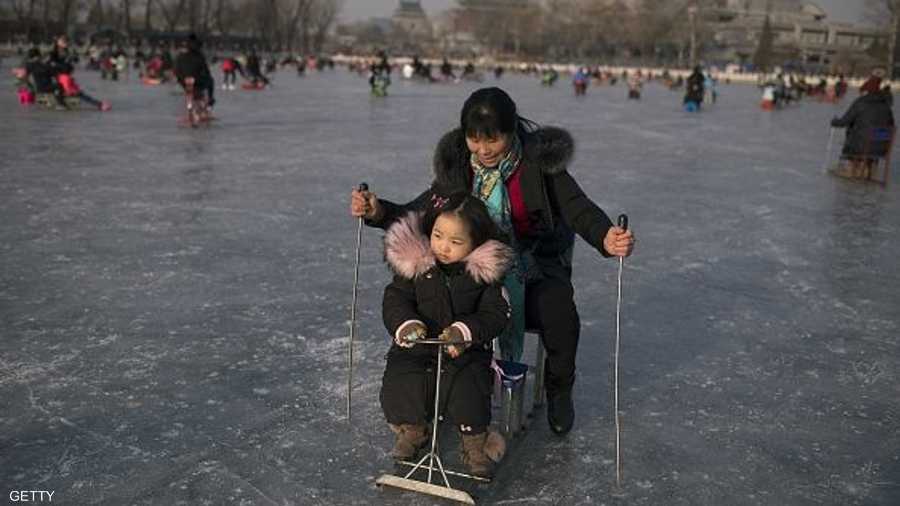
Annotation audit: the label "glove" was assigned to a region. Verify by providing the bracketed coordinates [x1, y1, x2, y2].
[395, 321, 427, 348]
[439, 325, 468, 359]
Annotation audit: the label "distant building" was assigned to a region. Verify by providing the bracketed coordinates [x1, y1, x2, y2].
[705, 0, 886, 69]
[392, 0, 432, 38]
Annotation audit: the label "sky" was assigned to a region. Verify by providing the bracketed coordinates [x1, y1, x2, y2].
[339, 0, 867, 25]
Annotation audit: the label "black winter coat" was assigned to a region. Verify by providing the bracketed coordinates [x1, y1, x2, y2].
[685, 71, 704, 103]
[174, 49, 212, 84]
[382, 213, 512, 356]
[26, 60, 56, 93]
[831, 91, 895, 158]
[48, 47, 75, 76]
[370, 127, 614, 272]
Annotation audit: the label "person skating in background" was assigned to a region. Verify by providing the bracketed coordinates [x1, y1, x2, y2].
[48, 35, 110, 111]
[627, 72, 642, 100]
[831, 75, 896, 179]
[541, 66, 559, 87]
[220, 55, 244, 90]
[461, 62, 480, 82]
[245, 49, 270, 88]
[369, 51, 391, 96]
[836, 75, 849, 100]
[174, 34, 216, 109]
[573, 66, 589, 96]
[159, 43, 175, 81]
[380, 191, 510, 479]
[684, 66, 705, 110]
[440, 58, 455, 81]
[703, 71, 718, 105]
[15, 48, 64, 107]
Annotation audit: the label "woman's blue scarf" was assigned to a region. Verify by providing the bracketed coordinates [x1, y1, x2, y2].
[470, 135, 526, 361]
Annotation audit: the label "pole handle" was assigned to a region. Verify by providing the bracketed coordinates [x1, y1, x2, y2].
[358, 182, 369, 192]
[617, 214, 628, 232]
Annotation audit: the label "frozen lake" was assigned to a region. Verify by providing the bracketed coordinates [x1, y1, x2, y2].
[2, 68, 899, 505]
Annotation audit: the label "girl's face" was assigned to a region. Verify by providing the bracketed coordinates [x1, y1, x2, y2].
[431, 213, 474, 264]
[466, 133, 510, 168]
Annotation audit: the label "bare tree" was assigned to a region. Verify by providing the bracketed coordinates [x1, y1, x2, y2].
[250, 0, 280, 48]
[186, 0, 216, 32]
[627, 0, 677, 62]
[282, 0, 313, 52]
[866, 0, 900, 78]
[199, 0, 216, 35]
[87, 0, 105, 28]
[308, 0, 342, 54]
[9, 0, 38, 40]
[214, 0, 245, 38]
[456, 0, 540, 57]
[38, 0, 51, 37]
[752, 13, 774, 71]
[157, 0, 188, 31]
[58, 0, 78, 34]
[121, 0, 132, 33]
[144, 0, 154, 31]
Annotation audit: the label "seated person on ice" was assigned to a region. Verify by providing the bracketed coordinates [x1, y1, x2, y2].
[380, 192, 509, 479]
[174, 34, 216, 109]
[48, 35, 110, 111]
[369, 52, 391, 91]
[19, 48, 66, 108]
[684, 66, 705, 108]
[244, 49, 270, 87]
[831, 75, 896, 179]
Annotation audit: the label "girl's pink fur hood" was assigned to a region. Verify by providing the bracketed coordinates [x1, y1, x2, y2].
[384, 212, 514, 284]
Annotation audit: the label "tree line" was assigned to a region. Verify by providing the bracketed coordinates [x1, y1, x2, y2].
[2, 0, 343, 53]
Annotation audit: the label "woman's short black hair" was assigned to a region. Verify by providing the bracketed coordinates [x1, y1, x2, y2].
[461, 87, 539, 141]
[421, 190, 504, 250]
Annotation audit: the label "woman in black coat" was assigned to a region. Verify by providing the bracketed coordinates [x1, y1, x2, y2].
[831, 76, 895, 178]
[352, 87, 635, 436]
[684, 66, 705, 106]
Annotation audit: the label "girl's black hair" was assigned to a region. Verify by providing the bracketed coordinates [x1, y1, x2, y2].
[421, 190, 505, 251]
[460, 87, 539, 140]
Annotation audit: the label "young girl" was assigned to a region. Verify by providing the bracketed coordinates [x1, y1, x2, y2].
[380, 191, 511, 479]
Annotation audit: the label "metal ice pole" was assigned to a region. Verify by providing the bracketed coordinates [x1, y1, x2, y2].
[347, 182, 368, 424]
[614, 214, 628, 489]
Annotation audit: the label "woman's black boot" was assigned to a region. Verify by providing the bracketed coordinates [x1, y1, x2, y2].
[546, 369, 575, 435]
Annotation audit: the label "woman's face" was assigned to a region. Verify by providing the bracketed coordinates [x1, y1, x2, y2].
[466, 133, 510, 168]
[430, 213, 474, 264]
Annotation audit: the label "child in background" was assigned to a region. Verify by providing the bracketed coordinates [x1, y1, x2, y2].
[12, 63, 34, 104]
[380, 191, 511, 479]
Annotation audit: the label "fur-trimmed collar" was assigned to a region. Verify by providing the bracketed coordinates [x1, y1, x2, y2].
[384, 212, 513, 284]
[433, 126, 575, 190]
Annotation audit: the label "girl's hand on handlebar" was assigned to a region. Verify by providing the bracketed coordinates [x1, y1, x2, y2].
[439, 326, 467, 358]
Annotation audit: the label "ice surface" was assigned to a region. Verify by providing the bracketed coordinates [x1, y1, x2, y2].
[1, 68, 899, 505]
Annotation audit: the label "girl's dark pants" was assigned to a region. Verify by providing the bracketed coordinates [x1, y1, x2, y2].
[381, 347, 493, 433]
